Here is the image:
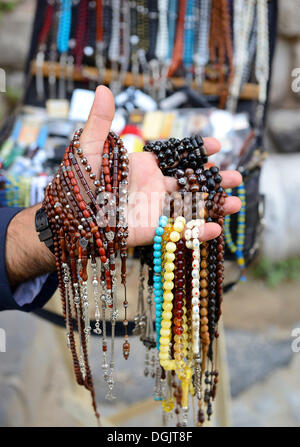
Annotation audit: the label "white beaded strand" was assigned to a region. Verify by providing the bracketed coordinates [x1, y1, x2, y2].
[227, 0, 256, 113]
[255, 0, 269, 126]
[185, 220, 201, 355]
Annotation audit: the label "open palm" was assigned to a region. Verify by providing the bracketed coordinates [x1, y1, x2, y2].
[80, 86, 242, 247]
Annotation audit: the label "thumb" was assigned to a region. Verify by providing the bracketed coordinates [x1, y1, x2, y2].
[79, 85, 115, 157]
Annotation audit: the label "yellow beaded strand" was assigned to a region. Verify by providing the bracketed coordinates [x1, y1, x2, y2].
[159, 217, 185, 372]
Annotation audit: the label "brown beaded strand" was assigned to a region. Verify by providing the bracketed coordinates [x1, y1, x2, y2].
[42, 129, 129, 423]
[46, 166, 100, 422]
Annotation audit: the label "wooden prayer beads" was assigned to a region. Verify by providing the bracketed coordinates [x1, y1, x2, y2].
[42, 129, 129, 423]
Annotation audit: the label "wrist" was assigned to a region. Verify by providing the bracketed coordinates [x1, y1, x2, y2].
[6, 205, 56, 289]
[35, 206, 55, 254]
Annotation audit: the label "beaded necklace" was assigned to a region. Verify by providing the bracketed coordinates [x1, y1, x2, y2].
[194, 0, 211, 91]
[74, 0, 88, 67]
[209, 0, 234, 108]
[168, 0, 186, 77]
[141, 135, 226, 426]
[167, 0, 178, 62]
[57, 0, 72, 98]
[183, 0, 195, 82]
[242, 14, 257, 86]
[119, 0, 131, 87]
[224, 182, 246, 281]
[65, 0, 79, 93]
[103, 0, 112, 55]
[95, 0, 105, 83]
[36, 0, 55, 100]
[227, 0, 256, 113]
[48, 0, 59, 99]
[108, 0, 121, 93]
[57, 0, 72, 54]
[147, 0, 158, 61]
[154, 0, 169, 99]
[43, 129, 129, 421]
[83, 0, 97, 63]
[129, 1, 140, 87]
[255, 0, 269, 129]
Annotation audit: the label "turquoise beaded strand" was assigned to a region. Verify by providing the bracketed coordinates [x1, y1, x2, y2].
[57, 0, 72, 54]
[153, 215, 168, 349]
[224, 182, 246, 281]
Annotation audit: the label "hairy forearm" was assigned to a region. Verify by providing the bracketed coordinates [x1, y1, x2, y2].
[5, 204, 56, 289]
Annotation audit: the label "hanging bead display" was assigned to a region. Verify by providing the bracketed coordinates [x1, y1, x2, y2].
[31, 0, 270, 104]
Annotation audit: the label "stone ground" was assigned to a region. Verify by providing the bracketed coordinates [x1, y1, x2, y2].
[0, 266, 300, 427]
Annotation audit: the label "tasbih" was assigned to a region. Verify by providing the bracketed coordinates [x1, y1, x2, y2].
[224, 182, 246, 281]
[42, 129, 129, 423]
[208, 0, 234, 108]
[39, 127, 227, 426]
[227, 0, 256, 114]
[133, 135, 227, 426]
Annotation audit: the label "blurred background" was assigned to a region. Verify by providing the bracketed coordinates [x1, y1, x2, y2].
[0, 0, 300, 427]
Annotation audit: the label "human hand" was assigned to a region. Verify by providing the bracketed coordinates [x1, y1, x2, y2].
[80, 85, 242, 247]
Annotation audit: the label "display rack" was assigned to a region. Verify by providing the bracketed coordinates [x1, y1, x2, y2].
[31, 60, 260, 101]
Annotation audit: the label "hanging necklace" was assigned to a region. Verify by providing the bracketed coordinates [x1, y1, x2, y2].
[167, 0, 178, 62]
[108, 0, 121, 94]
[57, 0, 72, 99]
[74, 0, 88, 67]
[255, 0, 269, 130]
[209, 0, 234, 108]
[168, 0, 186, 77]
[95, 0, 106, 84]
[194, 0, 211, 92]
[227, 0, 255, 114]
[241, 12, 257, 87]
[142, 136, 226, 426]
[183, 0, 195, 85]
[42, 130, 129, 422]
[48, 1, 59, 99]
[103, 0, 112, 62]
[152, 0, 169, 100]
[224, 182, 246, 281]
[36, 1, 54, 99]
[65, 0, 79, 94]
[119, 0, 131, 88]
[83, 0, 97, 64]
[36, 0, 55, 101]
[129, 1, 140, 87]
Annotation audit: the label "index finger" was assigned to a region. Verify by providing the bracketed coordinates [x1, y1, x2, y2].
[202, 137, 221, 156]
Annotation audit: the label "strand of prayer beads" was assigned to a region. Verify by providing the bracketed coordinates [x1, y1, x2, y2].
[42, 129, 129, 423]
[138, 135, 226, 426]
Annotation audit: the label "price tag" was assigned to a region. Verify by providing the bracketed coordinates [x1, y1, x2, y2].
[69, 89, 95, 122]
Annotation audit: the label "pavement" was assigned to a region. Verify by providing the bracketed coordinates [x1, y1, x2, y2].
[0, 283, 299, 427]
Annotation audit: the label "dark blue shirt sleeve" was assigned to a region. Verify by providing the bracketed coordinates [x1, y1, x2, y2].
[0, 207, 58, 312]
